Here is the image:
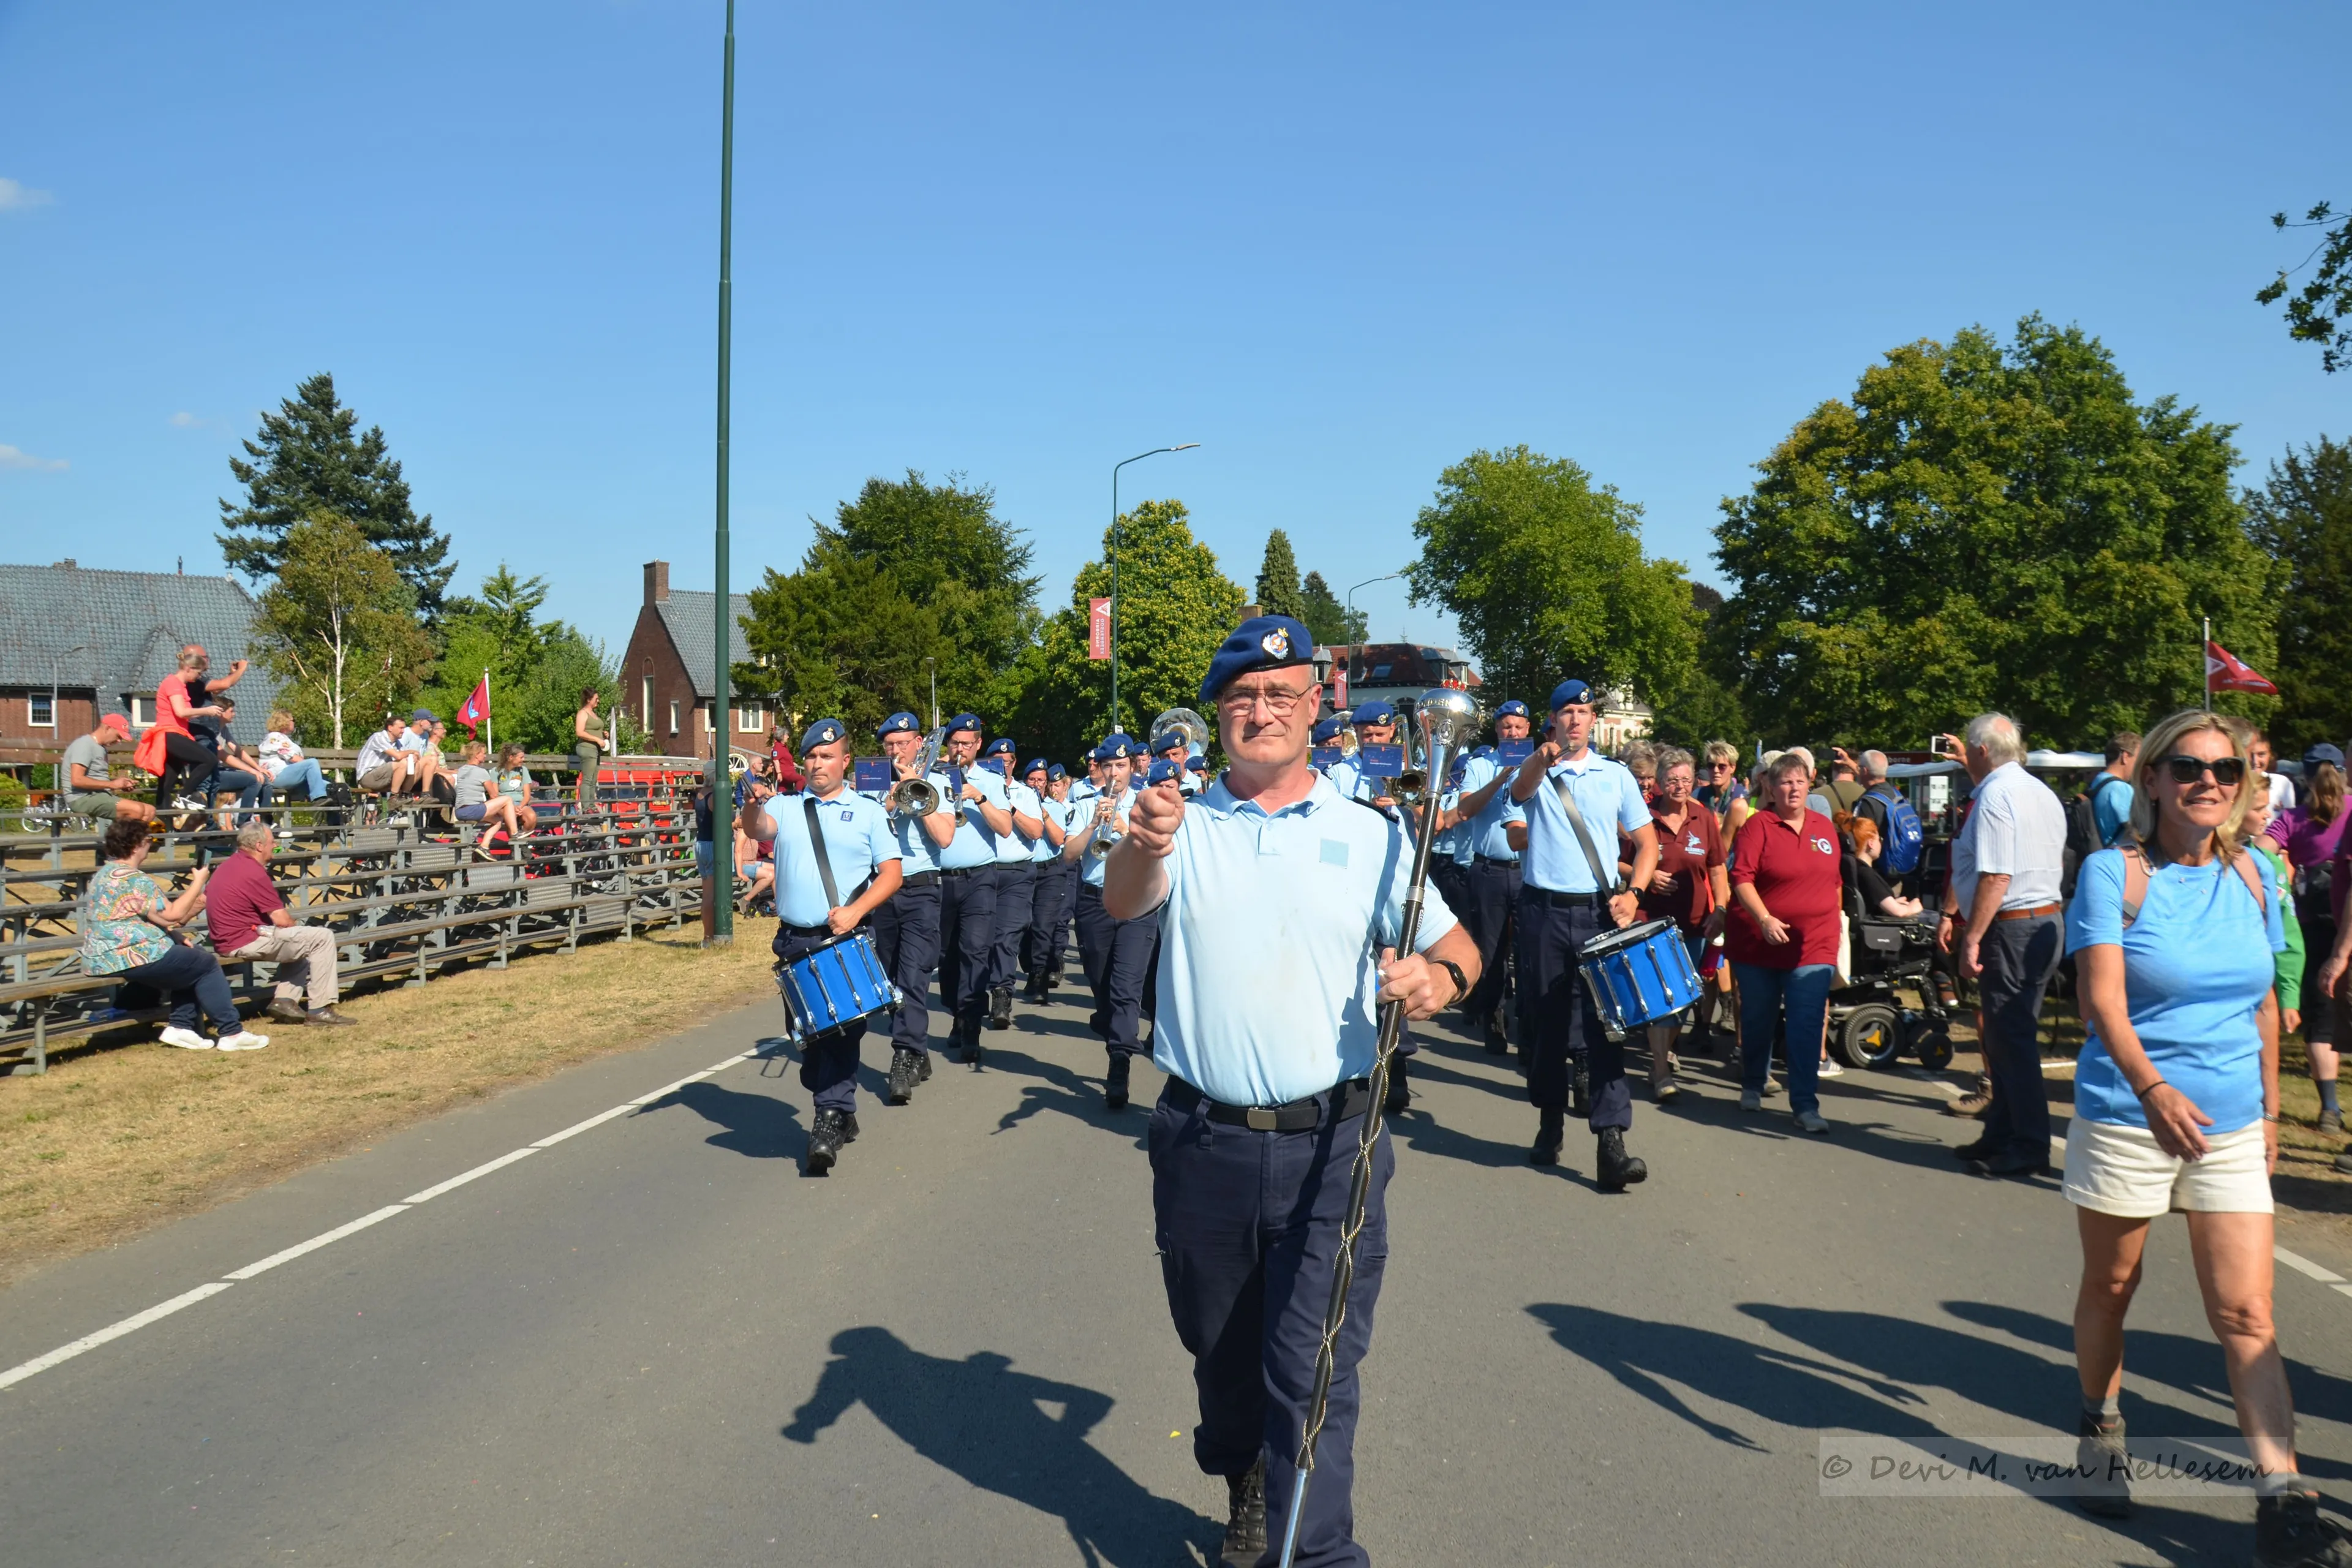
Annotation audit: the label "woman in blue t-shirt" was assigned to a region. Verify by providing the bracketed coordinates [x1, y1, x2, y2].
[2059, 709, 2343, 1557]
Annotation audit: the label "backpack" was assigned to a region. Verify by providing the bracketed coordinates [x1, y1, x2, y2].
[1863, 784, 1925, 876]
[2062, 774, 2128, 897]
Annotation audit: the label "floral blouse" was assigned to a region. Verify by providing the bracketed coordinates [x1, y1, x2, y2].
[259, 731, 303, 778]
[83, 862, 172, 974]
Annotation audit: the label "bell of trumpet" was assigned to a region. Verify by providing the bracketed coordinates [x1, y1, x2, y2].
[887, 775, 941, 818]
[1148, 706, 1212, 758]
[1415, 687, 1483, 755]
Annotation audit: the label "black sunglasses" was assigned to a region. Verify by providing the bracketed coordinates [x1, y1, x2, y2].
[2158, 754, 2247, 786]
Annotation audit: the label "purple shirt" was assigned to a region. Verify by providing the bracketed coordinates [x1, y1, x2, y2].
[2267, 805, 2350, 920]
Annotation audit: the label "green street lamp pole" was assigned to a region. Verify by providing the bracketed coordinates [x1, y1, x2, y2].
[709, 0, 737, 945]
[1108, 443, 1199, 736]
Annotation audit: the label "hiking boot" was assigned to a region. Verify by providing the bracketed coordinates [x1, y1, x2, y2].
[265, 998, 309, 1025]
[988, 986, 1012, 1030]
[1383, 1057, 1410, 1117]
[916, 1049, 933, 1085]
[1947, 1074, 1992, 1117]
[1222, 1457, 1267, 1567]
[1105, 1052, 1132, 1112]
[2255, 1486, 2352, 1567]
[1529, 1107, 1565, 1166]
[806, 1109, 850, 1175]
[1484, 1009, 1510, 1055]
[1596, 1128, 1647, 1191]
[1570, 1057, 1591, 1117]
[2321, 1107, 2343, 1135]
[887, 1047, 922, 1105]
[2074, 1411, 2132, 1520]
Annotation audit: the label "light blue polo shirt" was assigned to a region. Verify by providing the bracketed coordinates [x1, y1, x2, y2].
[1033, 796, 1076, 863]
[1148, 774, 1460, 1107]
[997, 778, 1044, 866]
[1322, 757, 1374, 804]
[1069, 778, 1099, 805]
[1520, 751, 1648, 893]
[939, 766, 1011, 871]
[1457, 753, 1525, 864]
[761, 787, 902, 928]
[867, 770, 955, 875]
[1078, 788, 1136, 888]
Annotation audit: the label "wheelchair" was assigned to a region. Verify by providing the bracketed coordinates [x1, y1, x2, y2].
[1827, 859, 1956, 1072]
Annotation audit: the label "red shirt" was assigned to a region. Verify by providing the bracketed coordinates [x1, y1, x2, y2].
[1727, 808, 1842, 970]
[1640, 801, 1723, 933]
[205, 851, 285, 955]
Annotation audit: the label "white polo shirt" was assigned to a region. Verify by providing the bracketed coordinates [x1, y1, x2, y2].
[1949, 760, 2067, 915]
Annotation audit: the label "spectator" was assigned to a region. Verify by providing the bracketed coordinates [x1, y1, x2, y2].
[2090, 732, 2140, 848]
[573, 688, 606, 813]
[355, 715, 423, 801]
[1696, 740, 1744, 815]
[693, 774, 720, 945]
[2274, 744, 2348, 1134]
[61, 713, 154, 825]
[203, 697, 270, 827]
[2058, 709, 2343, 1556]
[733, 797, 775, 910]
[494, 742, 541, 831]
[1619, 741, 1658, 804]
[1844, 812, 1959, 1008]
[141, 644, 228, 812]
[1944, 711, 2068, 1178]
[1640, 746, 1728, 1102]
[1727, 751, 1843, 1132]
[2245, 791, 2305, 1044]
[399, 709, 450, 802]
[80, 817, 268, 1051]
[2249, 729, 2297, 816]
[450, 740, 528, 842]
[258, 710, 333, 807]
[1822, 748, 1868, 813]
[206, 821, 355, 1027]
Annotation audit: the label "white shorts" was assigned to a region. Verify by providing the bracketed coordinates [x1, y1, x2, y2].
[2062, 1117, 2272, 1218]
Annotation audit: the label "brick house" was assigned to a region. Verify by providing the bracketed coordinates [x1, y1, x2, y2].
[619, 560, 774, 760]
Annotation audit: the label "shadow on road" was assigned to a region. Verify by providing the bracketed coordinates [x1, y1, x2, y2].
[782, 1325, 1216, 1567]
[654, 1080, 805, 1161]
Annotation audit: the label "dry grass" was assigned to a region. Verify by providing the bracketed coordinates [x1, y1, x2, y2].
[0, 918, 780, 1287]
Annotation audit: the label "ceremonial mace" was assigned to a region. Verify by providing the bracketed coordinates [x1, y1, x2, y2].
[1277, 684, 1482, 1568]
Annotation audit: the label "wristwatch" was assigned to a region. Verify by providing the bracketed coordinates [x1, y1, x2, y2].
[1433, 957, 1470, 1006]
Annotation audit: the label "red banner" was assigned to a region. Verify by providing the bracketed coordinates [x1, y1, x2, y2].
[1333, 665, 1348, 712]
[2206, 641, 2277, 696]
[1088, 597, 1112, 661]
[458, 674, 491, 736]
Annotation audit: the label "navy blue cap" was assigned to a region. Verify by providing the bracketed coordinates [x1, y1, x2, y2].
[1186, 755, 1209, 773]
[1154, 729, 1188, 754]
[1022, 756, 1049, 777]
[1311, 716, 1344, 745]
[1098, 733, 1140, 761]
[1496, 699, 1529, 720]
[1047, 764, 1068, 782]
[876, 711, 921, 737]
[981, 737, 1017, 759]
[946, 711, 982, 736]
[409, 708, 437, 725]
[1146, 757, 1182, 786]
[1352, 699, 1395, 726]
[2307, 743, 2346, 772]
[1197, 614, 1313, 706]
[1548, 678, 1594, 709]
[800, 717, 848, 751]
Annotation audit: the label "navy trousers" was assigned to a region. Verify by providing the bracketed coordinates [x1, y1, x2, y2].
[1463, 859, 1521, 1025]
[1518, 891, 1630, 1132]
[1076, 883, 1158, 1057]
[989, 861, 1035, 993]
[774, 922, 869, 1115]
[1150, 1085, 1392, 1568]
[935, 868, 998, 1036]
[1025, 860, 1074, 984]
[116, 943, 240, 1034]
[869, 874, 941, 1057]
[1978, 913, 2062, 1160]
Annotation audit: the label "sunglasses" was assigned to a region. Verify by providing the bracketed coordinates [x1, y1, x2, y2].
[2158, 754, 2247, 786]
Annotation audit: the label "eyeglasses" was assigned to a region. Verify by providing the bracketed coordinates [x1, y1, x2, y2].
[2158, 754, 2247, 786]
[1218, 684, 1313, 715]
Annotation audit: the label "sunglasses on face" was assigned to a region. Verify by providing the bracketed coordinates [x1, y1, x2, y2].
[2158, 754, 2246, 786]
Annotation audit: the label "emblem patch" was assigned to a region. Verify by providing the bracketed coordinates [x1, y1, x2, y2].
[1261, 626, 1292, 659]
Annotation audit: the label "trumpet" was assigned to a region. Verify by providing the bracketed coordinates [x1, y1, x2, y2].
[885, 726, 947, 818]
[1085, 780, 1129, 859]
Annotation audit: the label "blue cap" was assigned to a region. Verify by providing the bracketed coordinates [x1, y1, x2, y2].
[877, 711, 921, 736]
[409, 708, 437, 725]
[1549, 678, 1594, 709]
[1022, 756, 1049, 777]
[1154, 729, 1188, 754]
[1098, 733, 1139, 761]
[981, 737, 1017, 759]
[946, 712, 982, 737]
[1311, 716, 1344, 745]
[1186, 755, 1209, 774]
[1352, 699, 1395, 726]
[1496, 699, 1529, 720]
[1146, 757, 1182, 786]
[1197, 614, 1314, 705]
[801, 717, 848, 751]
[1047, 763, 1068, 782]
[2306, 743, 2346, 772]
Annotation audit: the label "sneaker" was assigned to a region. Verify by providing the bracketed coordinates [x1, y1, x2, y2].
[1761, 1075, 1782, 1098]
[2254, 1485, 2352, 1567]
[215, 1030, 270, 1052]
[1740, 1088, 1762, 1112]
[170, 794, 207, 812]
[2074, 1411, 2132, 1520]
[2321, 1107, 2343, 1135]
[1817, 1057, 1845, 1079]
[1794, 1109, 1831, 1135]
[159, 1026, 215, 1050]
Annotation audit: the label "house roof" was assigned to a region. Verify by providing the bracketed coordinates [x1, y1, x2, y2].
[651, 590, 756, 698]
[0, 560, 282, 736]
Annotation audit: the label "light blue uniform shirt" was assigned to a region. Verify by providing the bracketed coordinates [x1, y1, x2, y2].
[938, 766, 1011, 871]
[2089, 774, 2135, 848]
[2067, 848, 2284, 1135]
[997, 779, 1044, 865]
[1457, 753, 1525, 864]
[1069, 779, 1099, 805]
[1322, 757, 1375, 804]
[1148, 774, 1460, 1107]
[1033, 797, 1076, 863]
[865, 771, 955, 875]
[1432, 788, 1471, 868]
[761, 788, 902, 929]
[1078, 786, 1135, 889]
[1520, 752, 1648, 893]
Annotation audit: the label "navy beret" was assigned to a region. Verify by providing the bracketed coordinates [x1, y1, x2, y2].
[1496, 699, 1529, 720]
[876, 710, 921, 736]
[1145, 757, 1182, 786]
[800, 717, 848, 751]
[981, 736, 1017, 758]
[946, 711, 982, 736]
[1197, 614, 1313, 706]
[1186, 755, 1209, 773]
[1311, 716, 1344, 745]
[1352, 699, 1395, 725]
[1047, 763, 1068, 781]
[1098, 733, 1140, 761]
[1022, 756, 1049, 777]
[1549, 679, 1594, 709]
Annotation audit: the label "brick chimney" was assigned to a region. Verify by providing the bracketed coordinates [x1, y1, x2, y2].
[644, 560, 670, 605]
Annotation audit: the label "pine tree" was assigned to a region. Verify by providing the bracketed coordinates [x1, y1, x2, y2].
[1299, 571, 1368, 646]
[1254, 529, 1306, 620]
[219, 372, 456, 617]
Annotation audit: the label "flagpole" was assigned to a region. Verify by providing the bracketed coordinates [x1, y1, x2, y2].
[483, 668, 494, 752]
[2203, 616, 2212, 712]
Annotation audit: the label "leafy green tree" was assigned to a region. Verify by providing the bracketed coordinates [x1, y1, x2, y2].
[1255, 530, 1306, 620]
[734, 551, 946, 742]
[249, 513, 436, 748]
[1298, 570, 1368, 646]
[1007, 499, 1246, 763]
[2258, 203, 2352, 373]
[422, 565, 620, 753]
[1711, 316, 2272, 750]
[1405, 445, 1698, 712]
[1647, 586, 1751, 748]
[2245, 436, 2352, 755]
[219, 372, 456, 617]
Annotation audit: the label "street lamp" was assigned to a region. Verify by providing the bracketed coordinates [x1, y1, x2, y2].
[924, 657, 939, 733]
[709, 0, 739, 946]
[1109, 443, 1200, 735]
[1346, 573, 1402, 636]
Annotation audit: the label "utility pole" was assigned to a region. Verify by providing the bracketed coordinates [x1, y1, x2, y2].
[709, 0, 737, 945]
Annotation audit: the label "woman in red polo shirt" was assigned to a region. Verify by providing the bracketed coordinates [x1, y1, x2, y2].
[1640, 746, 1728, 1104]
[1728, 750, 1844, 1133]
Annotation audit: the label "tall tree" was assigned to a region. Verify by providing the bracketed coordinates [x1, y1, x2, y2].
[219, 372, 456, 616]
[1711, 316, 2272, 748]
[734, 552, 946, 742]
[249, 513, 436, 748]
[1405, 446, 1697, 712]
[2258, 203, 2352, 372]
[2245, 436, 2352, 754]
[423, 564, 619, 753]
[1647, 583, 1751, 748]
[1298, 570, 1368, 646]
[1254, 530, 1306, 620]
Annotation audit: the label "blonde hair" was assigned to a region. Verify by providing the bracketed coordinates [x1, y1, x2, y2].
[2125, 709, 2255, 863]
[269, 710, 294, 733]
[462, 739, 488, 763]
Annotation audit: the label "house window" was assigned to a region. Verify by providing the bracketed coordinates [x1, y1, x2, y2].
[668, 699, 679, 736]
[737, 704, 764, 733]
[641, 674, 653, 733]
[29, 693, 55, 728]
[698, 702, 710, 733]
[128, 696, 151, 728]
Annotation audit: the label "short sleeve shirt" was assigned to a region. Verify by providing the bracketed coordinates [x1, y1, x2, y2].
[63, 734, 111, 801]
[873, 771, 956, 875]
[1725, 809, 1843, 970]
[762, 789, 902, 928]
[1521, 752, 1649, 894]
[938, 766, 1011, 871]
[1949, 762, 2067, 914]
[996, 780, 1044, 865]
[82, 863, 172, 973]
[205, 851, 285, 954]
[1640, 803, 1724, 933]
[1078, 788, 1136, 889]
[1457, 753, 1526, 863]
[2089, 774, 2135, 848]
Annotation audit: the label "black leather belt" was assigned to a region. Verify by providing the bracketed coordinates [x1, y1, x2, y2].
[1476, 855, 1521, 870]
[1523, 886, 1609, 908]
[939, 865, 986, 878]
[897, 870, 938, 887]
[781, 922, 832, 939]
[1163, 1076, 1374, 1131]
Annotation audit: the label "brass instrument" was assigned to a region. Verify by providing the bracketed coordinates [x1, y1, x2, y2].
[1085, 778, 1130, 859]
[1148, 707, 1212, 760]
[886, 727, 946, 818]
[1390, 697, 1428, 804]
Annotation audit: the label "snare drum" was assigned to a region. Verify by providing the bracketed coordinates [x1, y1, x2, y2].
[775, 930, 901, 1042]
[1578, 919, 1702, 1038]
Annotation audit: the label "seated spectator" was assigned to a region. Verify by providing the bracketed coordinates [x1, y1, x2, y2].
[204, 697, 270, 827]
[494, 742, 541, 831]
[258, 710, 333, 805]
[81, 817, 267, 1051]
[451, 740, 528, 842]
[399, 709, 450, 801]
[206, 821, 355, 1027]
[355, 715, 423, 801]
[734, 799, 775, 910]
[61, 713, 154, 825]
[1841, 813, 1924, 918]
[146, 644, 226, 812]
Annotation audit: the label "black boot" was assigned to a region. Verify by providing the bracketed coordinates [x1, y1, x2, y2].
[1570, 1056, 1591, 1117]
[806, 1109, 850, 1175]
[2255, 1485, 2352, 1566]
[1484, 1009, 1509, 1055]
[1383, 1056, 1410, 1117]
[916, 1049, 933, 1084]
[887, 1047, 922, 1106]
[1106, 1052, 1132, 1112]
[1529, 1107, 1565, 1166]
[1221, 1456, 1267, 1567]
[989, 986, 1013, 1030]
[1596, 1128, 1648, 1191]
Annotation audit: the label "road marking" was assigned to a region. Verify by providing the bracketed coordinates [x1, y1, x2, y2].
[2279, 1248, 2347, 1284]
[225, 1204, 412, 1280]
[405, 1148, 540, 1202]
[0, 1283, 235, 1391]
[530, 1106, 634, 1150]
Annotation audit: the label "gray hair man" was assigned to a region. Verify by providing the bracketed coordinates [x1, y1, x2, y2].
[1943, 712, 2066, 1176]
[204, 822, 355, 1027]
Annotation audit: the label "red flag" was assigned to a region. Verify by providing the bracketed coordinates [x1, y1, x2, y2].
[458, 674, 491, 736]
[2206, 641, 2277, 696]
[1088, 597, 1113, 661]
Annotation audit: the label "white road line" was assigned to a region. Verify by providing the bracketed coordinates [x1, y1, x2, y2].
[224, 1204, 411, 1280]
[2279, 1247, 2348, 1284]
[405, 1147, 541, 1202]
[631, 1072, 712, 1106]
[0, 1283, 235, 1390]
[1905, 1069, 1965, 1100]
[531, 1105, 636, 1150]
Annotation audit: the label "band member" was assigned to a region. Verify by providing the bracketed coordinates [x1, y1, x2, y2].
[1446, 699, 1532, 1055]
[753, 720, 904, 1175]
[936, 713, 1014, 1062]
[1324, 699, 1400, 812]
[1022, 761, 1076, 1002]
[982, 737, 1047, 1029]
[1065, 734, 1154, 1109]
[1110, 614, 1478, 1568]
[870, 711, 957, 1103]
[1185, 755, 1210, 793]
[1152, 729, 1206, 796]
[1507, 679, 1659, 1188]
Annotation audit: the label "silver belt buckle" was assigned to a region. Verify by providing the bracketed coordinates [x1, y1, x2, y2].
[1245, 1106, 1281, 1131]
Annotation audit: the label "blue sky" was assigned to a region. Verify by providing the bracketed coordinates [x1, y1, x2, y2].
[2, 1, 2346, 666]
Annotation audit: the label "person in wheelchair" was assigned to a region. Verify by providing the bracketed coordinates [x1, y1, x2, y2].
[1830, 810, 1959, 1066]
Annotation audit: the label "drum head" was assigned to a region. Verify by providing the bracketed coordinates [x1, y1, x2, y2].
[1578, 916, 1674, 959]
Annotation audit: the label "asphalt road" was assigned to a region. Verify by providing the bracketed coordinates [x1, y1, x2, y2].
[8, 976, 2352, 1567]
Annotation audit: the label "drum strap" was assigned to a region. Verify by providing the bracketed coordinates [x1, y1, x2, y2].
[1548, 772, 1617, 892]
[801, 797, 872, 912]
